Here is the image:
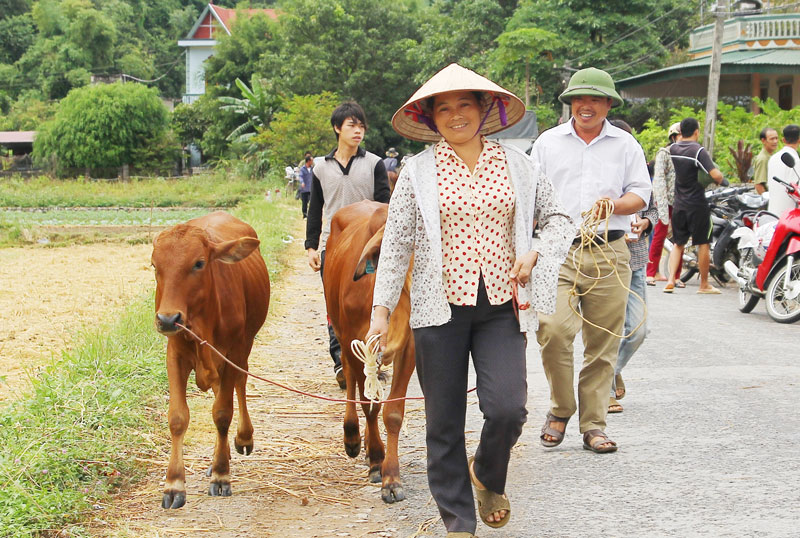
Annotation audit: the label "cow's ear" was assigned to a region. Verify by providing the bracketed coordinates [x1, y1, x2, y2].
[353, 226, 384, 281]
[212, 237, 260, 264]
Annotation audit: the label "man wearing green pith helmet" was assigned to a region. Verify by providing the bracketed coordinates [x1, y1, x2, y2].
[530, 67, 651, 454]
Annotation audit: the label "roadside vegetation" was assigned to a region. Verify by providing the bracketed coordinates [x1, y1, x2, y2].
[0, 169, 289, 247]
[0, 188, 298, 536]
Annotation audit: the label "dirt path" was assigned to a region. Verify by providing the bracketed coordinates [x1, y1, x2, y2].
[94, 223, 438, 538]
[0, 243, 155, 401]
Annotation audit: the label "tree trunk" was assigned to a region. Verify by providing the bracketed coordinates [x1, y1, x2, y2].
[525, 59, 530, 109]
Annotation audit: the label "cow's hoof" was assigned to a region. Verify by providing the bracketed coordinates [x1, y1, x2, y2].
[345, 440, 361, 459]
[234, 440, 253, 455]
[208, 481, 232, 497]
[368, 466, 382, 484]
[162, 490, 186, 509]
[381, 483, 406, 504]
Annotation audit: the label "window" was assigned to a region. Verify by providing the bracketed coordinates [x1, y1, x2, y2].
[778, 84, 792, 110]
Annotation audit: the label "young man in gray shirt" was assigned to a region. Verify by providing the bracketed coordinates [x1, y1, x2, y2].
[305, 101, 391, 388]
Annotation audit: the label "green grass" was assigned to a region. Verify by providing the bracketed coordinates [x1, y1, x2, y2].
[0, 199, 299, 537]
[0, 208, 213, 227]
[0, 171, 284, 208]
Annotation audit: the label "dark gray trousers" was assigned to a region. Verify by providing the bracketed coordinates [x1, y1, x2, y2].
[412, 278, 527, 534]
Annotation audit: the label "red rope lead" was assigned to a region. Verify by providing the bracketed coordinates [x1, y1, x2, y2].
[175, 323, 475, 405]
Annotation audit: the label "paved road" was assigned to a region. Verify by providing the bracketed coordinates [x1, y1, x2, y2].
[360, 278, 800, 538]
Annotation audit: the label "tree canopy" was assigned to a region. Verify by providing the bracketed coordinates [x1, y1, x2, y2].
[34, 82, 174, 173]
[2, 0, 723, 168]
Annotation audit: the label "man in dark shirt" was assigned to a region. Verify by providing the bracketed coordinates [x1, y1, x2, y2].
[664, 117, 726, 294]
[304, 101, 391, 388]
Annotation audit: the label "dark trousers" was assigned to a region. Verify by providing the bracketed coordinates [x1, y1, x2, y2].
[300, 191, 310, 218]
[319, 250, 342, 370]
[412, 278, 527, 533]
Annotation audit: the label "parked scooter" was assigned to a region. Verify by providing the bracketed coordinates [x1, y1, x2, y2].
[665, 185, 759, 285]
[724, 153, 800, 323]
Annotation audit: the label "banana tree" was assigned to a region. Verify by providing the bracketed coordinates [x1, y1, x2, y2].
[218, 76, 281, 144]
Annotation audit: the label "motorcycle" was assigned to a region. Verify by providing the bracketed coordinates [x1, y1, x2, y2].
[662, 185, 761, 285]
[724, 152, 800, 323]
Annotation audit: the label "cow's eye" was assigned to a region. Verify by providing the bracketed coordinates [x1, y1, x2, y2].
[193, 259, 205, 271]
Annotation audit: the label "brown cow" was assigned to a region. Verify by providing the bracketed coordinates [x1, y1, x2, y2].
[151, 211, 270, 509]
[323, 200, 415, 503]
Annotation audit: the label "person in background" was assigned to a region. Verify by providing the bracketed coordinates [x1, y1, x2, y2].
[664, 117, 726, 294]
[607, 119, 658, 413]
[531, 67, 650, 454]
[752, 127, 779, 195]
[647, 122, 682, 286]
[368, 63, 572, 537]
[298, 155, 313, 218]
[767, 124, 800, 216]
[383, 147, 400, 187]
[305, 101, 390, 389]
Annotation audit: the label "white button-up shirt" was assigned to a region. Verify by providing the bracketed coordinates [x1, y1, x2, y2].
[767, 145, 800, 217]
[530, 119, 651, 233]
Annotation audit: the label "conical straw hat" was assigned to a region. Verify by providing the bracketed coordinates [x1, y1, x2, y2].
[392, 63, 526, 143]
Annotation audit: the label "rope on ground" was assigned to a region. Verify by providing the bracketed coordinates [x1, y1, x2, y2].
[568, 198, 646, 339]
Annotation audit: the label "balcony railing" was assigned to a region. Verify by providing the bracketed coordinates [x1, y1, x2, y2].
[689, 14, 800, 55]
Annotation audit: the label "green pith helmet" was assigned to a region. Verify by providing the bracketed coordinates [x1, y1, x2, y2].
[559, 67, 623, 108]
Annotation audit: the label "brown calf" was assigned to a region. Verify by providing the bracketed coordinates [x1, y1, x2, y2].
[323, 200, 415, 503]
[151, 211, 269, 509]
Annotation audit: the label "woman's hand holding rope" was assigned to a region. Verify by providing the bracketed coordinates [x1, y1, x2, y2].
[366, 305, 390, 353]
[510, 250, 539, 287]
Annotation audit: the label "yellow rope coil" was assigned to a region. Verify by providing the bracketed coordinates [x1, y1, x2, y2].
[568, 199, 646, 339]
[350, 334, 385, 403]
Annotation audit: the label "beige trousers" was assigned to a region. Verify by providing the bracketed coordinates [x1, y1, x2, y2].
[535, 238, 632, 433]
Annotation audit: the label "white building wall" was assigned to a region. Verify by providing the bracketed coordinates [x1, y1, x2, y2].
[179, 41, 216, 104]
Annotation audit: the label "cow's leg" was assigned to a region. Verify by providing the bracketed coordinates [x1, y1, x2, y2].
[380, 344, 416, 503]
[163, 353, 191, 509]
[208, 372, 235, 497]
[361, 384, 385, 484]
[342, 354, 361, 459]
[233, 369, 254, 455]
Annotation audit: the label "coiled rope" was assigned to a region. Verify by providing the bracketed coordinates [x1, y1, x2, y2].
[568, 199, 646, 339]
[350, 334, 385, 404]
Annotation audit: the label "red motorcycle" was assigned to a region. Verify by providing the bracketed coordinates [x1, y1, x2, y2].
[724, 152, 800, 323]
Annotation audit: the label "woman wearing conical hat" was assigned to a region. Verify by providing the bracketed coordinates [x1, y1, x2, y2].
[366, 64, 574, 537]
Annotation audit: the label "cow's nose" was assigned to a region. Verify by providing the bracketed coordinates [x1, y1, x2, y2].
[156, 312, 183, 333]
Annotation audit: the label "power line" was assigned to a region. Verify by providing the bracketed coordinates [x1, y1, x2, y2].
[120, 51, 185, 84]
[565, 5, 685, 65]
[605, 24, 696, 77]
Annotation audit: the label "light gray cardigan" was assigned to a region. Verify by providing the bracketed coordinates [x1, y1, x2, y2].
[372, 143, 574, 332]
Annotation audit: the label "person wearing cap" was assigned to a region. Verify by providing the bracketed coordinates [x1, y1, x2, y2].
[383, 147, 399, 173]
[646, 122, 682, 286]
[530, 67, 651, 454]
[366, 63, 573, 537]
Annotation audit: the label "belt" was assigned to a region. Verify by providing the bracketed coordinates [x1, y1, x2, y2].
[572, 229, 625, 246]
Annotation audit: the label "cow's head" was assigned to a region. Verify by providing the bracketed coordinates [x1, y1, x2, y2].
[151, 224, 260, 335]
[353, 206, 388, 281]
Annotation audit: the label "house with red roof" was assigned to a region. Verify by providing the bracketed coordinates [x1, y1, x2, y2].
[178, 3, 277, 104]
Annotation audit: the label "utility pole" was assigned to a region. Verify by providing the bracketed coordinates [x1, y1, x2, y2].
[703, 0, 727, 154]
[561, 62, 572, 124]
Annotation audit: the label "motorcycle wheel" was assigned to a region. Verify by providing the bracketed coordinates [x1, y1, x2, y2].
[738, 288, 759, 313]
[765, 260, 800, 323]
[680, 267, 697, 283]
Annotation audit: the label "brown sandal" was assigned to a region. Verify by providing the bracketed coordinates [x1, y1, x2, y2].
[540, 411, 570, 448]
[582, 429, 618, 453]
[608, 397, 623, 413]
[469, 457, 510, 529]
